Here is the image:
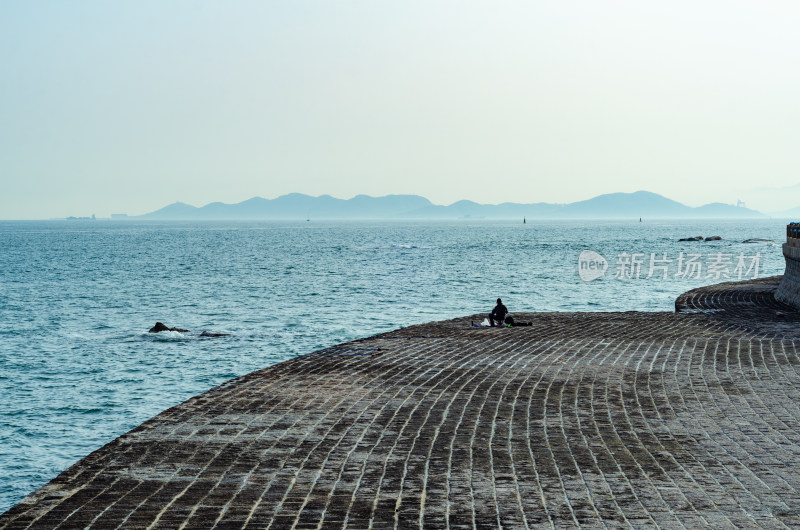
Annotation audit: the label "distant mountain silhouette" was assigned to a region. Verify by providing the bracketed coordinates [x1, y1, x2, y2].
[562, 191, 690, 217]
[136, 191, 766, 220]
[140, 194, 433, 220]
[770, 206, 800, 219]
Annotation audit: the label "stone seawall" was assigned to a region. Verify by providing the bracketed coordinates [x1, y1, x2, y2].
[776, 242, 800, 309]
[2, 278, 800, 528]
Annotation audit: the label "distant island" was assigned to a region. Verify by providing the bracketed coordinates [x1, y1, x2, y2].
[126, 191, 769, 220]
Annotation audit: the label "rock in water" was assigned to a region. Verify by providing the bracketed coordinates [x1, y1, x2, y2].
[704, 235, 722, 241]
[678, 236, 704, 241]
[743, 238, 774, 243]
[149, 322, 189, 333]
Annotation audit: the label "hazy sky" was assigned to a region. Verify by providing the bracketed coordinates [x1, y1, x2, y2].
[2, 1, 799, 219]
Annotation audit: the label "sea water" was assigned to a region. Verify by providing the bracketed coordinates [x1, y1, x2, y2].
[0, 219, 789, 511]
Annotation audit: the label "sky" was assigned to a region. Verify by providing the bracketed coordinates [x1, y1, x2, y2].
[1, 1, 799, 219]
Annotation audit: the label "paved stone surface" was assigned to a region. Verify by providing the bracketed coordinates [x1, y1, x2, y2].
[3, 278, 800, 528]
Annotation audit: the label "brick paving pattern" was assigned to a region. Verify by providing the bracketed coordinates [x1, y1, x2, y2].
[3, 277, 800, 528]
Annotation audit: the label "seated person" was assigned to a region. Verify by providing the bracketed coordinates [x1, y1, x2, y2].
[489, 298, 508, 327]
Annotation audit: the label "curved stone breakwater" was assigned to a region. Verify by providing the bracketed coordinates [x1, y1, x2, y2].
[3, 278, 800, 528]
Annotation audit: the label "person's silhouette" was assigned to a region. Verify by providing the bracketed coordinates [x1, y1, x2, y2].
[489, 298, 508, 327]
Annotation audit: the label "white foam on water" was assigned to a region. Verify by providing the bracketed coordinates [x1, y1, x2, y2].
[140, 331, 190, 341]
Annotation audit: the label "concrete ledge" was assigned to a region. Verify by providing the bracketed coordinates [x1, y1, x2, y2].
[3, 279, 800, 528]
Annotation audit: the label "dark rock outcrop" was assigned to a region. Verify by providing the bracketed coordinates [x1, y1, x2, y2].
[678, 235, 723, 241]
[149, 322, 189, 333]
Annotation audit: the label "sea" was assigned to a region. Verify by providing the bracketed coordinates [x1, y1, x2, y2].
[0, 218, 790, 512]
